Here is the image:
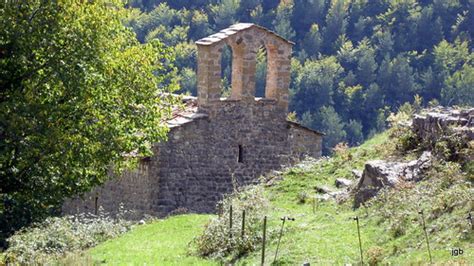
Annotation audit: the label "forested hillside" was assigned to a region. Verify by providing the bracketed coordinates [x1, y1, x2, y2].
[126, 0, 473, 153]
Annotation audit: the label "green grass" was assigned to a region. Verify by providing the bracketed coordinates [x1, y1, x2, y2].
[87, 214, 217, 265]
[81, 131, 473, 265]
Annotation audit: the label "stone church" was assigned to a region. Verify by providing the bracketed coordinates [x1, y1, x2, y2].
[63, 23, 323, 217]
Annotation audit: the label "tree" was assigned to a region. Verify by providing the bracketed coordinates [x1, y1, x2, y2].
[323, 0, 349, 53]
[433, 39, 473, 105]
[272, 0, 296, 40]
[345, 119, 364, 146]
[145, 25, 189, 46]
[302, 24, 323, 57]
[354, 39, 377, 87]
[442, 64, 474, 106]
[316, 106, 347, 154]
[188, 10, 212, 40]
[292, 0, 326, 34]
[414, 7, 443, 51]
[0, 1, 178, 246]
[291, 57, 343, 115]
[300, 106, 347, 155]
[134, 3, 180, 42]
[178, 67, 197, 95]
[210, 0, 240, 29]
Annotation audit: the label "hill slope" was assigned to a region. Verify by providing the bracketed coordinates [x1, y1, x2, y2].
[83, 130, 472, 264]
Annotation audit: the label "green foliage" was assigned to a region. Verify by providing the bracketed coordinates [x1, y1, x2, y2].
[302, 24, 323, 58]
[345, 119, 364, 146]
[210, 0, 240, 29]
[178, 67, 197, 95]
[323, 0, 349, 53]
[291, 57, 343, 115]
[286, 111, 298, 123]
[306, 106, 347, 155]
[272, 0, 296, 41]
[442, 64, 474, 106]
[0, 0, 178, 247]
[145, 25, 189, 46]
[127, 0, 473, 154]
[3, 211, 134, 264]
[434, 39, 474, 105]
[192, 185, 270, 261]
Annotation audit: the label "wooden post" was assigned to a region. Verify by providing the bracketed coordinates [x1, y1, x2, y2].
[354, 216, 363, 265]
[467, 213, 473, 231]
[261, 216, 267, 266]
[217, 202, 223, 218]
[94, 196, 98, 215]
[419, 210, 432, 263]
[229, 204, 233, 239]
[241, 209, 246, 239]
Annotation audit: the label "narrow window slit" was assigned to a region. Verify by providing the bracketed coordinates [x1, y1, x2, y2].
[238, 145, 243, 163]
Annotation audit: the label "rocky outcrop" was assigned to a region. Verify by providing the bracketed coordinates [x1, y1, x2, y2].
[413, 107, 474, 144]
[353, 151, 432, 207]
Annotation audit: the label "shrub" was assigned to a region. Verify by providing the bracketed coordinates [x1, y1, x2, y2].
[4, 210, 135, 264]
[192, 185, 270, 261]
[297, 191, 308, 204]
[332, 142, 351, 161]
[366, 246, 385, 265]
[395, 127, 419, 152]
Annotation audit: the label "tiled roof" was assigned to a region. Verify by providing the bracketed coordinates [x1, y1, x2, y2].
[167, 96, 207, 128]
[196, 23, 294, 46]
[287, 120, 325, 136]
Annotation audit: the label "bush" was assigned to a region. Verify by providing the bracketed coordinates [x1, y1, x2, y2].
[4, 210, 135, 264]
[297, 191, 308, 204]
[366, 246, 385, 265]
[192, 185, 270, 261]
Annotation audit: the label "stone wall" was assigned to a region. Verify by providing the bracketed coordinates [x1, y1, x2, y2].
[288, 121, 323, 160]
[64, 99, 322, 217]
[63, 163, 154, 218]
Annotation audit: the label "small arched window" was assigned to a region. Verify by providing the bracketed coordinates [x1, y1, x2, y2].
[255, 46, 268, 98]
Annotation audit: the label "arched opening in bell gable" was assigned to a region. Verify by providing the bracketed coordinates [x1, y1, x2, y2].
[220, 44, 233, 99]
[255, 45, 268, 98]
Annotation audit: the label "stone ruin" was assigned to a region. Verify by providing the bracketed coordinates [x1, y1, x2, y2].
[413, 106, 474, 143]
[63, 24, 323, 218]
[351, 106, 473, 207]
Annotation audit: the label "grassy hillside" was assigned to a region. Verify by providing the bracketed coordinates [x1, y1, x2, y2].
[75, 131, 472, 264]
[88, 214, 214, 265]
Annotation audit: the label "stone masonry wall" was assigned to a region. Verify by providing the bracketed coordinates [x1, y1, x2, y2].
[63, 100, 322, 217]
[288, 122, 323, 160]
[63, 163, 154, 218]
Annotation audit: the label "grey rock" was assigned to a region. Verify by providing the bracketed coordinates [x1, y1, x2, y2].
[315, 185, 333, 194]
[353, 152, 432, 207]
[413, 106, 474, 144]
[351, 169, 363, 179]
[315, 194, 331, 201]
[335, 178, 353, 188]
